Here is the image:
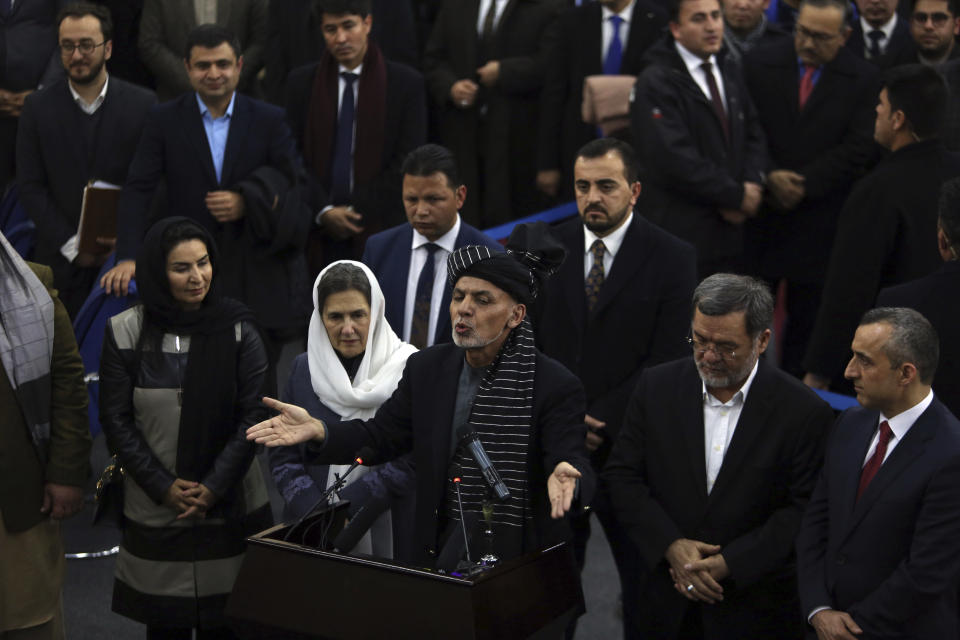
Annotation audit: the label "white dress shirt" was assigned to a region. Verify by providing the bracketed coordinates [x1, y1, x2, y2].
[477, 0, 509, 35]
[702, 360, 759, 493]
[583, 211, 632, 279]
[675, 41, 727, 111]
[863, 389, 935, 466]
[601, 0, 636, 63]
[860, 13, 898, 58]
[402, 215, 462, 346]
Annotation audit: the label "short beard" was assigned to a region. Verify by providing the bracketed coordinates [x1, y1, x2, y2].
[696, 342, 759, 390]
[452, 325, 505, 350]
[582, 205, 628, 235]
[70, 57, 106, 86]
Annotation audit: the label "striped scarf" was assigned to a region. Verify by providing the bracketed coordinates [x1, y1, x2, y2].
[0, 232, 54, 464]
[446, 318, 537, 537]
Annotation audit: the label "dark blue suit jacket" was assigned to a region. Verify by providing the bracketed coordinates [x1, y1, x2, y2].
[797, 398, 960, 639]
[361, 221, 501, 346]
[116, 91, 298, 260]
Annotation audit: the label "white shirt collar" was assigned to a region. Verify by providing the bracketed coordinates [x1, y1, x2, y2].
[584, 211, 633, 259]
[411, 214, 461, 254]
[676, 40, 718, 71]
[601, 0, 636, 24]
[68, 74, 109, 115]
[703, 359, 760, 406]
[196, 90, 236, 119]
[861, 13, 897, 40]
[339, 62, 364, 75]
[880, 389, 935, 441]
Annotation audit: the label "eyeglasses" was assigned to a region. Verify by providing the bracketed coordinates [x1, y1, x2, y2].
[60, 40, 106, 55]
[912, 11, 952, 25]
[687, 336, 738, 360]
[794, 24, 840, 43]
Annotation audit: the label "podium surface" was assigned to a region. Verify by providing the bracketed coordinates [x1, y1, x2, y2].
[226, 517, 584, 639]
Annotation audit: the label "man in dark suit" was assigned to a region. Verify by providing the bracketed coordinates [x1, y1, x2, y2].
[906, 0, 960, 65]
[362, 144, 500, 349]
[17, 2, 155, 316]
[423, 0, 559, 226]
[723, 0, 791, 60]
[536, 137, 697, 639]
[877, 178, 960, 418]
[743, 0, 881, 376]
[605, 273, 834, 639]
[249, 232, 594, 569]
[263, 0, 418, 104]
[797, 307, 960, 640]
[285, 0, 426, 271]
[804, 65, 958, 391]
[101, 25, 306, 365]
[631, 0, 767, 278]
[845, 0, 917, 67]
[535, 0, 668, 201]
[138, 0, 268, 100]
[0, 0, 65, 189]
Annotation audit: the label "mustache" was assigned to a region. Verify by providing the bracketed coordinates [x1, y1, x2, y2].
[584, 205, 608, 215]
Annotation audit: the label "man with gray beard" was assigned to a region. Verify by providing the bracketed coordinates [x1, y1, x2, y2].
[604, 273, 834, 639]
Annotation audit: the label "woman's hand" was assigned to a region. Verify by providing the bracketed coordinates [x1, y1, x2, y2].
[246, 397, 326, 446]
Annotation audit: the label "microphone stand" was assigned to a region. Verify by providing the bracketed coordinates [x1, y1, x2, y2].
[283, 453, 366, 544]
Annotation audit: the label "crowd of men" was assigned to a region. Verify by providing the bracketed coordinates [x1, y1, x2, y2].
[4, 0, 960, 638]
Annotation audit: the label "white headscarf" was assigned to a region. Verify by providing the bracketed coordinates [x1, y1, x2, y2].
[307, 260, 417, 420]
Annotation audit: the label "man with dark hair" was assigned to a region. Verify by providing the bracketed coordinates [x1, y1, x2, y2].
[361, 144, 500, 349]
[743, 0, 881, 377]
[535, 0, 668, 201]
[262, 0, 418, 105]
[285, 0, 426, 271]
[138, 0, 267, 101]
[877, 177, 960, 416]
[803, 64, 960, 391]
[798, 307, 960, 640]
[0, 0, 65, 190]
[722, 0, 791, 60]
[908, 0, 960, 65]
[605, 273, 833, 639]
[536, 137, 697, 639]
[845, 0, 918, 67]
[16, 1, 155, 317]
[249, 228, 594, 569]
[101, 24, 308, 374]
[631, 0, 767, 278]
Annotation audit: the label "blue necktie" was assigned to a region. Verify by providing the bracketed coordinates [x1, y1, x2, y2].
[410, 243, 440, 349]
[330, 72, 358, 204]
[603, 15, 624, 75]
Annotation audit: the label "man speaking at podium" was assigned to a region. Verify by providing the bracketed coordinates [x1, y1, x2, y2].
[247, 224, 594, 566]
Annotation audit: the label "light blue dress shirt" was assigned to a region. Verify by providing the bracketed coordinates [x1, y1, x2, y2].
[196, 92, 236, 184]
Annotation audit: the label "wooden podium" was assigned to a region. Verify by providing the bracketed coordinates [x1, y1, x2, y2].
[225, 512, 584, 639]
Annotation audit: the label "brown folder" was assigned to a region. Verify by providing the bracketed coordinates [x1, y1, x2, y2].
[77, 181, 121, 255]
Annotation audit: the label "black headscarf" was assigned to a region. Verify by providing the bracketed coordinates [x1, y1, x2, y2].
[135, 217, 254, 486]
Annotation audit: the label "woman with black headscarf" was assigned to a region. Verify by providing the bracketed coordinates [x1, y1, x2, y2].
[100, 217, 273, 640]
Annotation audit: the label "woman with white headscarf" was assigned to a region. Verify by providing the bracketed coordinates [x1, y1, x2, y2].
[269, 260, 417, 557]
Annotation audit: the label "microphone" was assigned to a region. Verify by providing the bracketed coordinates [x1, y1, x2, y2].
[455, 424, 510, 501]
[283, 446, 376, 543]
[437, 465, 479, 571]
[332, 492, 391, 553]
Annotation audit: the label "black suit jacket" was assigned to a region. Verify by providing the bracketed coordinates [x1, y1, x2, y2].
[743, 40, 881, 281]
[878, 262, 960, 418]
[116, 91, 298, 260]
[285, 56, 426, 235]
[803, 141, 960, 382]
[605, 357, 833, 639]
[844, 15, 917, 70]
[17, 77, 157, 264]
[309, 342, 594, 567]
[262, 0, 418, 104]
[535, 214, 696, 459]
[536, 0, 667, 188]
[797, 399, 960, 639]
[632, 37, 767, 272]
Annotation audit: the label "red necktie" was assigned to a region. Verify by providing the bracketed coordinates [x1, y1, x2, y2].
[701, 62, 729, 141]
[857, 420, 893, 500]
[798, 64, 816, 109]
